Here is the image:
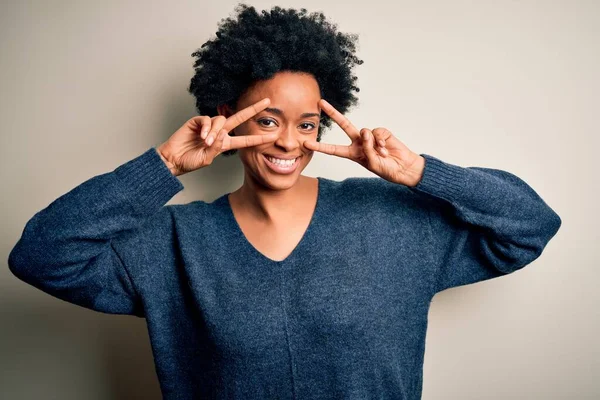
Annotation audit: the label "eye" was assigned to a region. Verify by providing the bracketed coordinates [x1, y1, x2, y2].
[299, 122, 316, 131]
[257, 118, 277, 128]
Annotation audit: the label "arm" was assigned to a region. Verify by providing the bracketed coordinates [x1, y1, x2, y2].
[407, 154, 562, 294]
[7, 148, 184, 316]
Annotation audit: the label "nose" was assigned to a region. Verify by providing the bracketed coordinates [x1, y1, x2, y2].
[274, 124, 300, 152]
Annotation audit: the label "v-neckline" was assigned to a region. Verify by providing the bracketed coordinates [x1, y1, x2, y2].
[219, 177, 323, 264]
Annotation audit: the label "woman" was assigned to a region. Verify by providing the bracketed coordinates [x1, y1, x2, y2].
[8, 4, 561, 399]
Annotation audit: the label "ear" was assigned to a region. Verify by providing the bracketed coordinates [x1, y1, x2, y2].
[217, 104, 234, 118]
[216, 103, 238, 135]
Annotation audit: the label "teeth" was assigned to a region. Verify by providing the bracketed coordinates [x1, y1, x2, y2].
[266, 156, 297, 167]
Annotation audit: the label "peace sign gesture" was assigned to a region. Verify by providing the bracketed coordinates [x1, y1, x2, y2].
[303, 99, 425, 187]
[157, 98, 278, 176]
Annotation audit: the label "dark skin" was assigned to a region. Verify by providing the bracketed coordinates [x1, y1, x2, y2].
[158, 70, 424, 261]
[216, 71, 322, 261]
[303, 98, 425, 187]
[215, 71, 425, 261]
[218, 71, 321, 197]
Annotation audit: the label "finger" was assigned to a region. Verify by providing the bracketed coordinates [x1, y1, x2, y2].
[223, 97, 271, 132]
[303, 139, 352, 159]
[225, 133, 279, 151]
[372, 128, 392, 156]
[361, 128, 379, 163]
[190, 116, 211, 140]
[206, 116, 226, 146]
[372, 127, 393, 147]
[371, 130, 388, 157]
[187, 116, 211, 140]
[319, 99, 360, 140]
[207, 128, 229, 159]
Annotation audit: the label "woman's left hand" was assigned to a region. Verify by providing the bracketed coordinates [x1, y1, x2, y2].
[303, 99, 426, 187]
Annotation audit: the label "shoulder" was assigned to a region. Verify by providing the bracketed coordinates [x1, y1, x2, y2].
[166, 195, 229, 231]
[319, 175, 421, 204]
[318, 175, 434, 218]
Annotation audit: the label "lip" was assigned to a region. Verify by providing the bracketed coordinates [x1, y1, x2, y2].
[264, 154, 301, 160]
[263, 154, 301, 175]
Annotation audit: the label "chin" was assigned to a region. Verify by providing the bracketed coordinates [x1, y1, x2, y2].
[260, 167, 304, 191]
[261, 174, 301, 191]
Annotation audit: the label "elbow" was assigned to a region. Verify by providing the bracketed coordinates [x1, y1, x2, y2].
[8, 240, 23, 275]
[547, 209, 562, 239]
[513, 209, 562, 268]
[530, 207, 562, 255]
[7, 239, 47, 288]
[514, 206, 562, 263]
[7, 240, 33, 283]
[482, 224, 558, 274]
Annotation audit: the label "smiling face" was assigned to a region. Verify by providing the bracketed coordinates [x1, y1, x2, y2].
[222, 71, 321, 191]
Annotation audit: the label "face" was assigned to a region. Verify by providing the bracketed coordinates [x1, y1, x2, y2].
[220, 71, 321, 191]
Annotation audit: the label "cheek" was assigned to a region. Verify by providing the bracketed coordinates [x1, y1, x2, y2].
[235, 125, 270, 157]
[238, 148, 265, 169]
[300, 131, 319, 146]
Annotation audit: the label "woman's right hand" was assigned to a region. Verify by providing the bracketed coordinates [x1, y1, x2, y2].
[156, 98, 277, 176]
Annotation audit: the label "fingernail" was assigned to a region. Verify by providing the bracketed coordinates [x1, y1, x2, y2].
[362, 130, 370, 140]
[378, 139, 386, 147]
[207, 136, 214, 146]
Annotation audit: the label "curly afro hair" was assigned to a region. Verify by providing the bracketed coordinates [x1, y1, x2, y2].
[188, 3, 363, 156]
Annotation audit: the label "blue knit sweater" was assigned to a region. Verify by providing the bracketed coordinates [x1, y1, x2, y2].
[8, 147, 561, 399]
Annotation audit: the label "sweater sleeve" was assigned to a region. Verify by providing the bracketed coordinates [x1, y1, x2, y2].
[7, 147, 184, 317]
[407, 154, 562, 294]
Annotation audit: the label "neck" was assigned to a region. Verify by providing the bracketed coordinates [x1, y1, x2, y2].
[233, 174, 314, 223]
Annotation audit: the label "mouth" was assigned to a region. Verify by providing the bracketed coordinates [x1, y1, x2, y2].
[263, 154, 301, 175]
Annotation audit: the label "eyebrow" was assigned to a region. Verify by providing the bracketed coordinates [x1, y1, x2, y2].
[264, 107, 320, 119]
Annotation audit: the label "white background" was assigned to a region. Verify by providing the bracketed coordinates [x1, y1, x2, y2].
[1, 0, 595, 398]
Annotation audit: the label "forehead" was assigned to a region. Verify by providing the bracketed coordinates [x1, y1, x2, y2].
[238, 71, 321, 113]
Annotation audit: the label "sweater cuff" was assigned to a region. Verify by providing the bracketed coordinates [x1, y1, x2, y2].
[409, 154, 467, 203]
[113, 147, 184, 213]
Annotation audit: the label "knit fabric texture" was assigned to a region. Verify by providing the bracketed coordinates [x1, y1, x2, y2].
[8, 147, 562, 399]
